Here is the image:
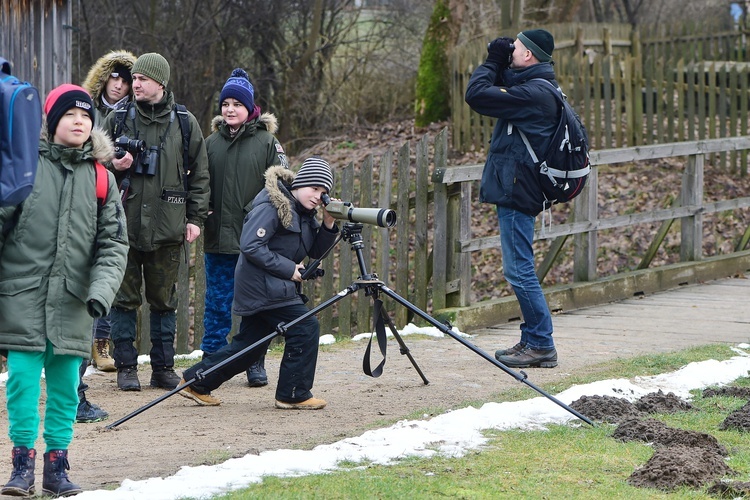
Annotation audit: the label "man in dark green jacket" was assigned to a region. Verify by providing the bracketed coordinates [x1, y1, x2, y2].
[104, 52, 210, 391]
[202, 68, 288, 387]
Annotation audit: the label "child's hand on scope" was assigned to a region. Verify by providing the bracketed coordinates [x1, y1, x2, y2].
[321, 194, 339, 229]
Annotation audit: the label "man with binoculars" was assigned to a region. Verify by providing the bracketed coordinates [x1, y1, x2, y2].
[104, 52, 210, 392]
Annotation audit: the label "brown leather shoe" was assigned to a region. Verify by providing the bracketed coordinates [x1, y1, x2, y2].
[274, 397, 327, 410]
[177, 379, 221, 406]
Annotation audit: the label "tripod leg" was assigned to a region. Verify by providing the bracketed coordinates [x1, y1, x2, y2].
[106, 280, 360, 429]
[377, 284, 594, 426]
[375, 301, 429, 385]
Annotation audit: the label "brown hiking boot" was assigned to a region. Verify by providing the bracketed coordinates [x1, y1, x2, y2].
[495, 347, 558, 368]
[494, 342, 526, 358]
[178, 379, 221, 406]
[275, 397, 327, 410]
[92, 339, 116, 372]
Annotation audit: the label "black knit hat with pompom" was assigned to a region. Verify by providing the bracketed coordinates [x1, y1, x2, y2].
[219, 68, 254, 111]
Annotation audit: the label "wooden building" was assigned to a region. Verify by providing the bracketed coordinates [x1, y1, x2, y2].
[1, 0, 72, 95]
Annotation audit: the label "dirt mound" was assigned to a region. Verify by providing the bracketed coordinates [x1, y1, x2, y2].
[634, 390, 696, 414]
[613, 418, 728, 456]
[627, 445, 735, 491]
[703, 386, 750, 398]
[719, 400, 750, 432]
[707, 480, 750, 498]
[569, 395, 644, 423]
[569, 391, 695, 424]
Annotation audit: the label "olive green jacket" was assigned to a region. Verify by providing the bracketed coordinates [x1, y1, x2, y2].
[204, 111, 287, 254]
[0, 128, 128, 358]
[104, 91, 210, 251]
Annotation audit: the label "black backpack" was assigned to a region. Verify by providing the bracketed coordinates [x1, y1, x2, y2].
[517, 79, 590, 207]
[0, 57, 42, 207]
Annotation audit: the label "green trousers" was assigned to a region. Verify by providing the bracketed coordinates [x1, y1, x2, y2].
[5, 341, 81, 452]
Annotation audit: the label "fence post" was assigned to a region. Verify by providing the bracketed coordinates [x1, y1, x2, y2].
[431, 129, 448, 311]
[573, 168, 598, 282]
[680, 153, 704, 262]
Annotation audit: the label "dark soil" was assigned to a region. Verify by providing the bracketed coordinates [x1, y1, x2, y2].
[627, 445, 735, 491]
[719, 400, 750, 432]
[569, 390, 740, 492]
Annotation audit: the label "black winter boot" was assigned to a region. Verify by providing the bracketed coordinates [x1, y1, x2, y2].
[1, 446, 36, 496]
[42, 450, 82, 497]
[246, 354, 268, 387]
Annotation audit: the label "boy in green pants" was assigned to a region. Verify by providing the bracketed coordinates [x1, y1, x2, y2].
[0, 84, 128, 497]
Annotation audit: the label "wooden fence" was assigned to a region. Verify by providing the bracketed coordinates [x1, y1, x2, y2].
[452, 25, 750, 174]
[156, 131, 750, 353]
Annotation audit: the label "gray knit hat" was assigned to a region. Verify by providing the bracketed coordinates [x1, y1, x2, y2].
[517, 29, 554, 63]
[132, 52, 170, 87]
[291, 157, 334, 193]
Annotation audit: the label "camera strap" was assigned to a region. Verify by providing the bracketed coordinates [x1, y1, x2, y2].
[362, 299, 389, 378]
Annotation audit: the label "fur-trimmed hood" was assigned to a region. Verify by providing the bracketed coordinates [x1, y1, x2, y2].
[263, 165, 300, 229]
[40, 123, 115, 163]
[82, 50, 137, 102]
[210, 111, 278, 135]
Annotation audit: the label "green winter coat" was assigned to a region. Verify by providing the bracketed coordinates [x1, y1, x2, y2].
[104, 91, 210, 251]
[0, 128, 129, 358]
[204, 111, 287, 254]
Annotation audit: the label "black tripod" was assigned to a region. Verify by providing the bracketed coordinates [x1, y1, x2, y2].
[107, 222, 592, 429]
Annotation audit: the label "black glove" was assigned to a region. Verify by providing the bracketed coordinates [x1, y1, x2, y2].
[487, 37, 515, 68]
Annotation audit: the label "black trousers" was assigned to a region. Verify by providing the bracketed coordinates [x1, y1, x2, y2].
[184, 303, 320, 403]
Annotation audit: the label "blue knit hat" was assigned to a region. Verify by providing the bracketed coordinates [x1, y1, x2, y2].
[219, 68, 254, 110]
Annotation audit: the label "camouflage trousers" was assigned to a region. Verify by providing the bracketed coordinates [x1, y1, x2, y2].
[110, 245, 181, 368]
[201, 253, 239, 354]
[114, 245, 181, 311]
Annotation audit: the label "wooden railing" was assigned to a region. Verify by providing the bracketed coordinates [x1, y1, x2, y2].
[432, 136, 750, 327]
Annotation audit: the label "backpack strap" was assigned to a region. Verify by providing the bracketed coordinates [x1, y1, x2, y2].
[175, 103, 191, 192]
[94, 161, 108, 209]
[112, 102, 135, 139]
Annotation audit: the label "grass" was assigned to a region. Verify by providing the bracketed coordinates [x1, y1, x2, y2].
[174, 343, 750, 499]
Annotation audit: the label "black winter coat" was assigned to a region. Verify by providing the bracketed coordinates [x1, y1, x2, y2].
[233, 166, 338, 316]
[465, 61, 560, 216]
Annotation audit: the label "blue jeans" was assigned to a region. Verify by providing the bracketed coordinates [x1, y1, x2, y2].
[497, 206, 554, 350]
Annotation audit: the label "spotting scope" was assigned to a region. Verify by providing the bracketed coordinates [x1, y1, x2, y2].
[321, 194, 396, 228]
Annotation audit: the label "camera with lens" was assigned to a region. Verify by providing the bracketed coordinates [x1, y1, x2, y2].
[114, 136, 146, 160]
[134, 145, 159, 176]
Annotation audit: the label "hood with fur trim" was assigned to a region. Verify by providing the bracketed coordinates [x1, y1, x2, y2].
[263, 165, 303, 229]
[210, 111, 278, 135]
[82, 50, 137, 103]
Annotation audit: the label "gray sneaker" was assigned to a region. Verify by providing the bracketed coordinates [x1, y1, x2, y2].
[495, 342, 526, 359]
[496, 347, 558, 368]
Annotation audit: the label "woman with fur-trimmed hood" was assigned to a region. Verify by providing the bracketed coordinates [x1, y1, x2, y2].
[82, 49, 136, 123]
[201, 68, 289, 387]
[181, 159, 339, 411]
[0, 84, 128, 497]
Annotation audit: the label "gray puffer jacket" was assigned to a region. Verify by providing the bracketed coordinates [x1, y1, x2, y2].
[233, 166, 338, 316]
